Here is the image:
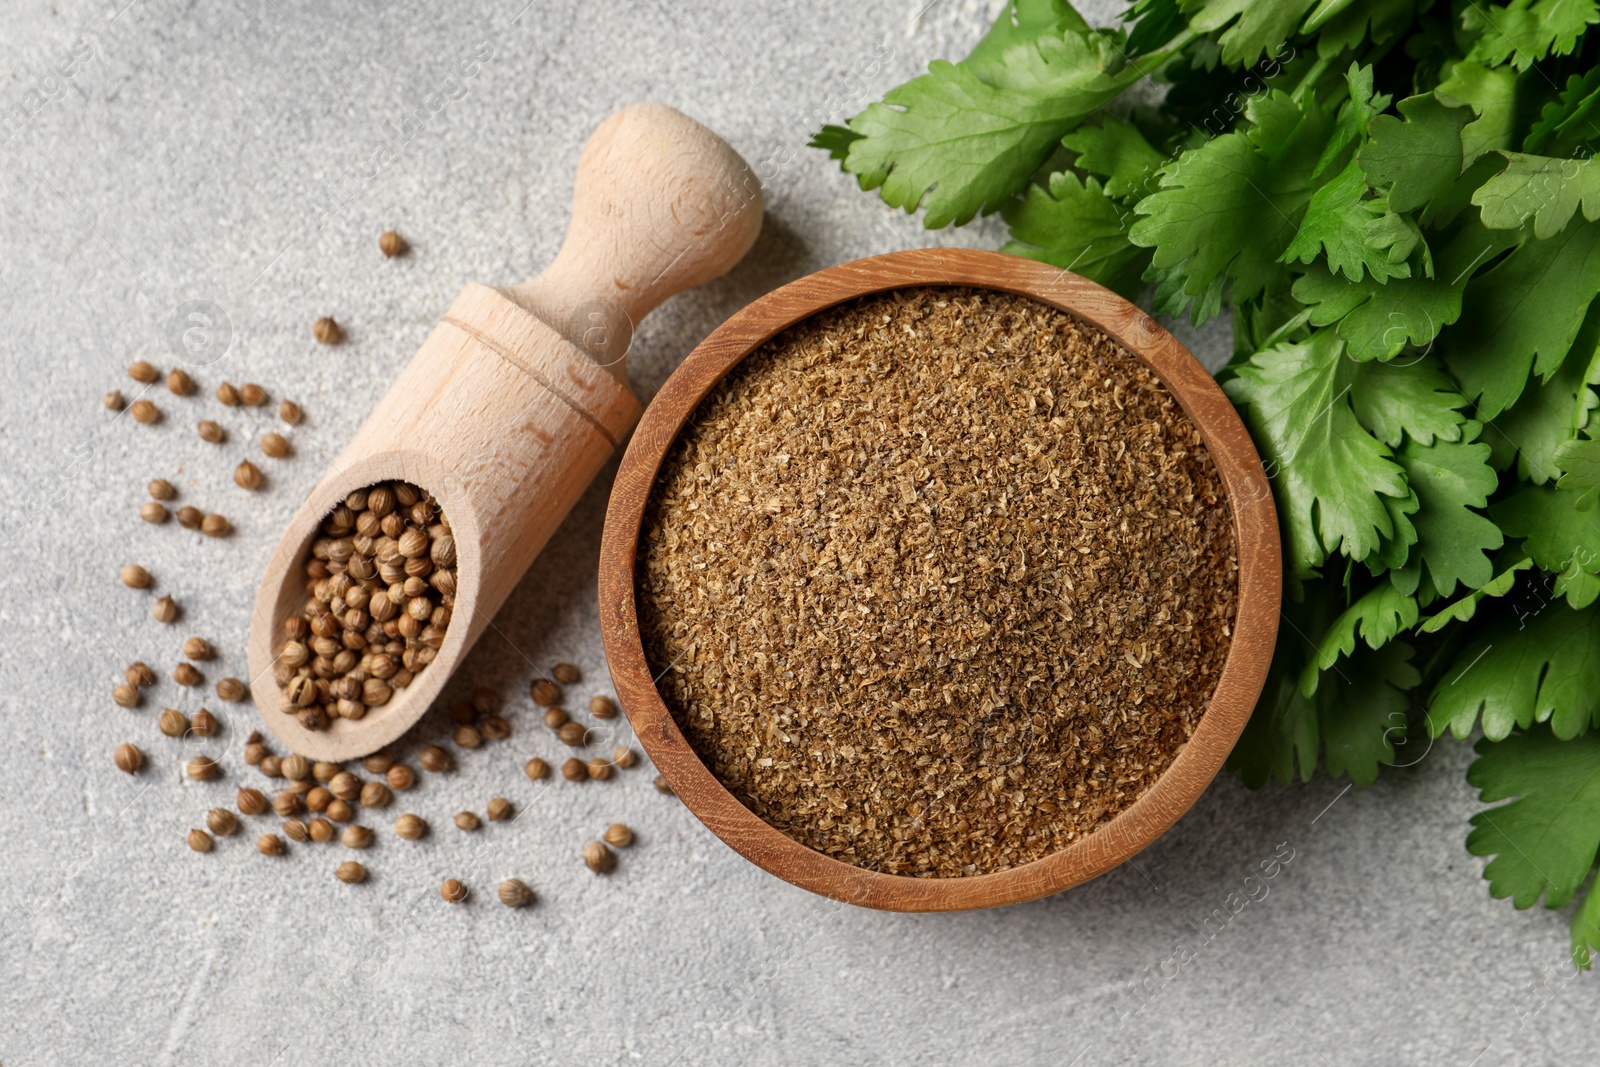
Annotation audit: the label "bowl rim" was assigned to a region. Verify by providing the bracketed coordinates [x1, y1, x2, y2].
[599, 248, 1281, 912]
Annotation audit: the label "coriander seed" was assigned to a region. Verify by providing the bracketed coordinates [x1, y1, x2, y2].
[200, 513, 230, 537]
[216, 381, 240, 406]
[530, 679, 561, 706]
[312, 317, 341, 344]
[471, 687, 501, 716]
[215, 677, 245, 701]
[112, 683, 140, 708]
[543, 707, 569, 730]
[453, 724, 482, 750]
[394, 813, 426, 839]
[589, 695, 617, 719]
[244, 741, 268, 765]
[454, 811, 481, 832]
[190, 708, 217, 737]
[379, 230, 405, 257]
[207, 808, 238, 835]
[283, 818, 310, 842]
[583, 840, 613, 874]
[552, 662, 580, 685]
[561, 758, 585, 782]
[439, 878, 468, 904]
[131, 399, 160, 424]
[272, 791, 303, 817]
[327, 771, 359, 800]
[340, 825, 373, 849]
[279, 399, 302, 425]
[449, 699, 476, 725]
[359, 781, 392, 808]
[139, 501, 169, 524]
[125, 661, 155, 687]
[173, 663, 200, 687]
[147, 478, 175, 501]
[258, 754, 283, 778]
[186, 756, 220, 781]
[103, 390, 125, 411]
[128, 360, 159, 383]
[153, 595, 178, 623]
[524, 757, 549, 781]
[176, 506, 202, 529]
[197, 419, 224, 443]
[312, 761, 339, 783]
[233, 460, 262, 490]
[260, 432, 289, 459]
[586, 757, 612, 781]
[166, 368, 193, 395]
[325, 799, 353, 823]
[362, 751, 395, 774]
[557, 722, 587, 747]
[386, 764, 416, 791]
[653, 775, 674, 796]
[121, 564, 151, 589]
[237, 787, 267, 815]
[336, 860, 367, 884]
[114, 742, 144, 774]
[419, 746, 452, 773]
[309, 817, 335, 843]
[497, 879, 533, 908]
[306, 786, 332, 813]
[613, 746, 637, 769]
[240, 382, 267, 406]
[187, 829, 213, 853]
[480, 716, 510, 742]
[486, 797, 513, 822]
[603, 823, 634, 848]
[281, 754, 311, 781]
[183, 636, 213, 661]
[159, 709, 187, 737]
[257, 833, 285, 856]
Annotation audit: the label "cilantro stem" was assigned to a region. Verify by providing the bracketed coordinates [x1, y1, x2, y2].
[1291, 53, 1334, 103]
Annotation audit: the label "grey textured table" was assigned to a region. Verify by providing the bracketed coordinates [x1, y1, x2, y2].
[0, 2, 1590, 1064]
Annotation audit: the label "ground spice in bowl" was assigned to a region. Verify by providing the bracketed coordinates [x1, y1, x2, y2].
[636, 287, 1239, 878]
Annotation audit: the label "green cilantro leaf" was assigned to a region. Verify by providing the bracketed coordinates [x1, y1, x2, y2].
[1283, 157, 1413, 282]
[1304, 0, 1424, 54]
[1418, 553, 1535, 633]
[1484, 315, 1600, 483]
[1176, 0, 1318, 66]
[1466, 727, 1600, 911]
[1299, 581, 1420, 695]
[1396, 426, 1504, 597]
[1292, 264, 1464, 360]
[1524, 67, 1600, 157]
[1474, 153, 1600, 237]
[1555, 434, 1600, 508]
[1494, 484, 1600, 607]
[1435, 60, 1521, 162]
[1001, 173, 1150, 293]
[1359, 94, 1470, 213]
[1059, 116, 1166, 199]
[1347, 355, 1468, 447]
[1464, 0, 1599, 72]
[1123, 0, 1187, 56]
[1573, 872, 1600, 968]
[808, 125, 861, 161]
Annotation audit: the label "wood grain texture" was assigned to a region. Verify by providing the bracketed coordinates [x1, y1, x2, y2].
[599, 248, 1281, 912]
[247, 103, 763, 762]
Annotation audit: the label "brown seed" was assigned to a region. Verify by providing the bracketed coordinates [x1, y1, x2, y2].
[313, 317, 342, 344]
[147, 478, 176, 501]
[175, 506, 203, 530]
[453, 724, 482, 750]
[589, 695, 617, 719]
[216, 381, 240, 406]
[282, 818, 310, 842]
[125, 661, 155, 687]
[279, 399, 302, 425]
[530, 678, 562, 706]
[215, 677, 245, 701]
[328, 771, 360, 800]
[153, 595, 179, 623]
[197, 419, 224, 443]
[359, 781, 392, 808]
[200, 513, 231, 537]
[233, 460, 262, 490]
[336, 860, 367, 884]
[286, 777, 315, 796]
[480, 716, 510, 742]
[112, 683, 140, 708]
[305, 786, 332, 813]
[259, 754, 283, 778]
[439, 878, 468, 904]
[260, 432, 289, 459]
[237, 787, 267, 815]
[272, 791, 303, 817]
[603, 823, 634, 848]
[394, 813, 426, 840]
[257, 833, 285, 856]
[207, 808, 238, 835]
[586, 757, 612, 781]
[114, 742, 144, 774]
[240, 382, 267, 406]
[131, 399, 160, 424]
[103, 390, 126, 411]
[244, 741, 268, 765]
[583, 840, 614, 874]
[183, 636, 213, 661]
[128, 360, 159, 383]
[552, 663, 581, 685]
[167, 368, 194, 396]
[419, 746, 453, 773]
[454, 811, 481, 832]
[309, 817, 336, 843]
[187, 829, 213, 853]
[543, 707, 569, 730]
[379, 230, 406, 257]
[486, 797, 513, 822]
[557, 722, 587, 747]
[282, 755, 311, 781]
[159, 709, 187, 737]
[186, 756, 220, 781]
[561, 758, 586, 782]
[449, 699, 476, 725]
[471, 687, 502, 715]
[340, 825, 373, 849]
[139, 501, 169, 524]
[613, 746, 637, 769]
[386, 764, 416, 791]
[310, 761, 339, 783]
[653, 775, 674, 796]
[497, 878, 534, 908]
[173, 663, 201, 687]
[325, 798, 354, 823]
[524, 757, 550, 781]
[121, 564, 151, 589]
[190, 708, 218, 738]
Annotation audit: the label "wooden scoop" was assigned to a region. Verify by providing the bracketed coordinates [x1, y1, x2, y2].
[247, 102, 763, 761]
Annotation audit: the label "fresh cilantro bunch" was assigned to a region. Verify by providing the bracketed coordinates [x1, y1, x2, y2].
[815, 0, 1600, 965]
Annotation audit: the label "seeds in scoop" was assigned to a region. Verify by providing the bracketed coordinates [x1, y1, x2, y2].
[159, 709, 187, 737]
[176, 506, 202, 529]
[139, 501, 168, 524]
[103, 390, 125, 410]
[359, 781, 392, 808]
[237, 787, 267, 815]
[283, 819, 310, 842]
[167, 368, 193, 395]
[187, 829, 213, 853]
[216, 381, 240, 406]
[498, 879, 533, 908]
[586, 758, 612, 781]
[257, 833, 285, 856]
[328, 771, 360, 800]
[125, 661, 155, 687]
[325, 799, 353, 823]
[240, 383, 267, 406]
[453, 725, 482, 750]
[234, 461, 262, 490]
[272, 791, 303, 817]
[454, 811, 480, 832]
[128, 360, 159, 383]
[114, 742, 143, 774]
[260, 433, 289, 458]
[379, 230, 405, 257]
[131, 399, 160, 424]
[279, 399, 302, 425]
[524, 757, 549, 781]
[394, 813, 426, 839]
[439, 878, 468, 904]
[200, 513, 231, 537]
[552, 663, 580, 685]
[543, 708, 568, 730]
[187, 756, 220, 781]
[309, 818, 335, 842]
[653, 775, 674, 796]
[153, 596, 179, 623]
[281, 755, 310, 781]
[583, 840, 613, 874]
[183, 636, 213, 661]
[173, 663, 200, 687]
[486, 797, 513, 822]
[190, 709, 218, 737]
[480, 716, 510, 742]
[313, 317, 341, 344]
[419, 746, 452, 773]
[386, 764, 416, 791]
[259, 755, 283, 778]
[340, 825, 373, 849]
[561, 758, 586, 782]
[215, 677, 245, 701]
[589, 695, 617, 719]
[613, 747, 637, 769]
[603, 823, 634, 848]
[121, 564, 151, 589]
[197, 419, 224, 443]
[112, 683, 140, 708]
[530, 679, 561, 706]
[336, 860, 367, 884]
[557, 722, 587, 747]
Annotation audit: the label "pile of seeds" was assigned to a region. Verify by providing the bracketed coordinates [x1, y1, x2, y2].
[273, 481, 456, 731]
[637, 287, 1239, 877]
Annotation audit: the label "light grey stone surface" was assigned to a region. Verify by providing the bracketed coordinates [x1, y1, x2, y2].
[0, 2, 1590, 1064]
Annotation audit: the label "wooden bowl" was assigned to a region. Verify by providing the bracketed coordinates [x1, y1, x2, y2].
[599, 248, 1280, 911]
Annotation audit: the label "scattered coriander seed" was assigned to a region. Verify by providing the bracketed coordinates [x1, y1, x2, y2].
[159, 709, 188, 737]
[543, 708, 569, 730]
[173, 663, 201, 687]
[449, 699, 476, 725]
[586, 757, 612, 781]
[613, 746, 637, 769]
[530, 679, 562, 706]
[471, 687, 501, 716]
[379, 230, 405, 257]
[272, 791, 303, 817]
[153, 595, 179, 623]
[283, 818, 310, 842]
[486, 797, 513, 822]
[362, 751, 395, 774]
[480, 716, 510, 742]
[215, 677, 245, 701]
[114, 742, 144, 774]
[589, 695, 617, 719]
[131, 399, 160, 424]
[233, 460, 262, 490]
[140, 501, 169, 524]
[313, 317, 341, 344]
[147, 479, 176, 501]
[197, 419, 224, 443]
[561, 758, 586, 782]
[121, 564, 151, 589]
[125, 661, 155, 687]
[176, 506, 203, 530]
[524, 757, 549, 781]
[240, 382, 267, 406]
[237, 787, 267, 815]
[454, 811, 481, 832]
[281, 755, 311, 781]
[394, 813, 426, 839]
[207, 808, 238, 835]
[583, 840, 614, 874]
[112, 683, 140, 708]
[497, 879, 533, 908]
[187, 829, 213, 853]
[286, 777, 315, 796]
[167, 368, 194, 396]
[453, 724, 482, 750]
[309, 817, 335, 843]
[244, 741, 268, 765]
[278, 399, 302, 425]
[103, 390, 125, 411]
[440, 878, 469, 904]
[187, 756, 220, 781]
[325, 799, 354, 823]
[260, 432, 289, 459]
[359, 781, 392, 808]
[258, 754, 283, 778]
[216, 381, 240, 406]
[306, 786, 332, 813]
[183, 636, 213, 661]
[419, 746, 453, 773]
[190, 709, 218, 737]
[257, 833, 285, 856]
[128, 360, 159, 383]
[653, 775, 674, 796]
[312, 761, 339, 783]
[336, 859, 367, 884]
[552, 663, 581, 685]
[328, 771, 360, 800]
[340, 825, 373, 849]
[200, 513, 231, 537]
[557, 722, 587, 747]
[386, 764, 416, 791]
[603, 823, 634, 848]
